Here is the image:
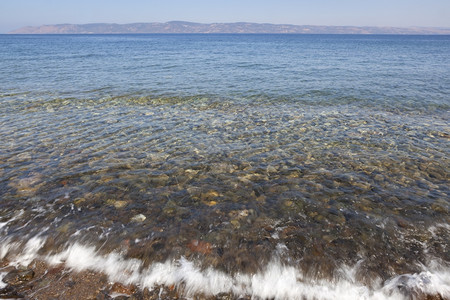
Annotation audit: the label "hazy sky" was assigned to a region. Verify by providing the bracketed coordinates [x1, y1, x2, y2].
[1, 0, 450, 33]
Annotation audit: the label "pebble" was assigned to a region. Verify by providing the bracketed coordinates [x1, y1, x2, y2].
[201, 190, 220, 199]
[431, 204, 447, 214]
[284, 200, 294, 207]
[256, 195, 266, 203]
[205, 200, 217, 206]
[149, 174, 169, 187]
[374, 174, 384, 181]
[238, 210, 249, 217]
[187, 240, 212, 255]
[110, 282, 136, 295]
[162, 200, 189, 216]
[2, 269, 34, 286]
[73, 197, 86, 205]
[106, 200, 128, 209]
[395, 216, 410, 229]
[130, 214, 146, 222]
[0, 286, 24, 299]
[230, 219, 240, 229]
[266, 165, 277, 173]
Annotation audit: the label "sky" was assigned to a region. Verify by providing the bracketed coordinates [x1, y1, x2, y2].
[1, 0, 450, 33]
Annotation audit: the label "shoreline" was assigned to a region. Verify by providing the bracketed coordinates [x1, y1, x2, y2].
[1, 238, 449, 300]
[0, 259, 446, 300]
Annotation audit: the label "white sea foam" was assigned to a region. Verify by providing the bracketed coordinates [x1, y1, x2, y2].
[429, 223, 450, 237]
[0, 222, 7, 231]
[0, 273, 7, 289]
[0, 235, 449, 300]
[0, 210, 24, 232]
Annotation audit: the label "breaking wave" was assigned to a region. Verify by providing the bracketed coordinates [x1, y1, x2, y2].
[1, 236, 449, 300]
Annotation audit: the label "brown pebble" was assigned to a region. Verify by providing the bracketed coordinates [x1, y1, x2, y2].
[422, 292, 445, 300]
[2, 269, 35, 286]
[187, 240, 213, 255]
[395, 216, 410, 228]
[110, 283, 136, 295]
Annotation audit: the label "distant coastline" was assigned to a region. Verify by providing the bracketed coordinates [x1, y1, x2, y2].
[8, 21, 450, 35]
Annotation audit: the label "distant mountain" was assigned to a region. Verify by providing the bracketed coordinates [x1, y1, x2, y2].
[9, 21, 450, 35]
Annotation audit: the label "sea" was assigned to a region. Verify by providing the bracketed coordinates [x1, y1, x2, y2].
[0, 34, 449, 299]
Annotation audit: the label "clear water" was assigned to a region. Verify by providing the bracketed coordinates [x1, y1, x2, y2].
[0, 34, 449, 299]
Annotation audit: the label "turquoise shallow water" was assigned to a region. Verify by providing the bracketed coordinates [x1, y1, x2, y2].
[0, 34, 449, 299]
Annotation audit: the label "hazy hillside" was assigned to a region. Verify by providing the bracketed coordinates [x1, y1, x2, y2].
[9, 21, 450, 34]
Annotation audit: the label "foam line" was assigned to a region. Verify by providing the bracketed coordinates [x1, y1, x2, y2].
[0, 236, 449, 300]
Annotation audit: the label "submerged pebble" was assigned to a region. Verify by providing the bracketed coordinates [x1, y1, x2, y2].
[2, 269, 34, 286]
[130, 214, 146, 222]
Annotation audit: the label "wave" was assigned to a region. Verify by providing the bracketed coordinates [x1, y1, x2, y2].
[1, 236, 449, 300]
